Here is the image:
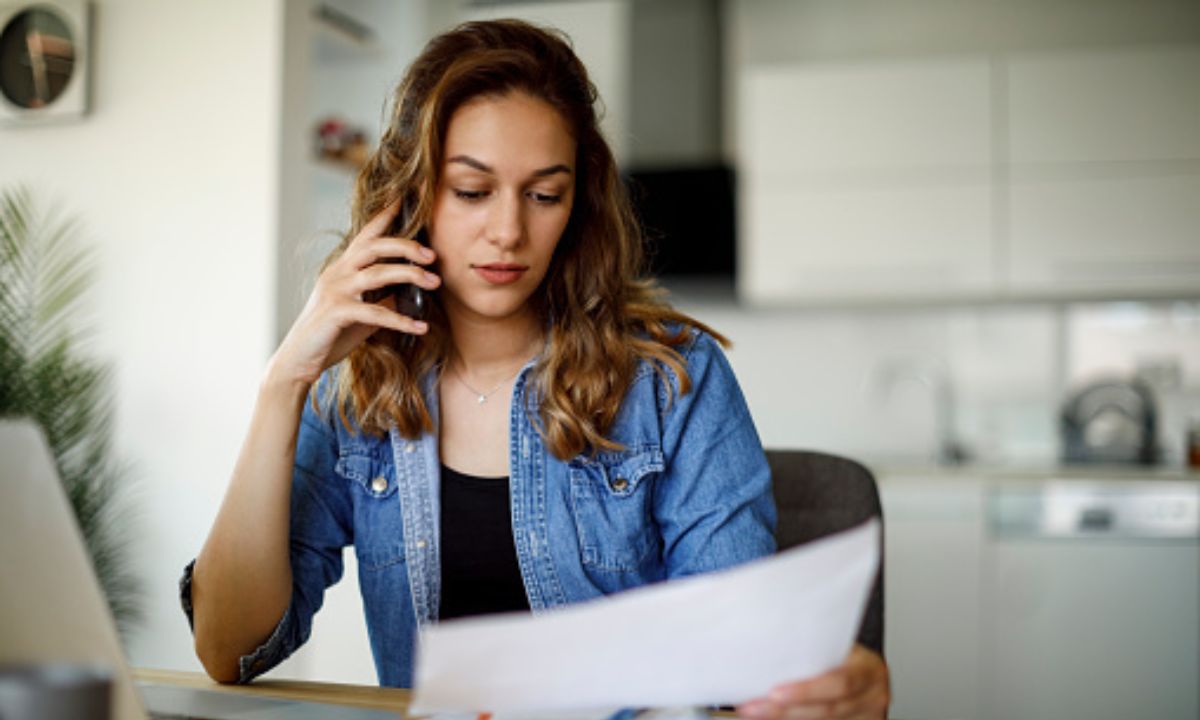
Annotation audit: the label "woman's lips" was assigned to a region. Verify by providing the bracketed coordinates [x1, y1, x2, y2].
[473, 263, 528, 285]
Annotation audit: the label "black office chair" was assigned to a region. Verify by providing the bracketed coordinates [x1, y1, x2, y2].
[766, 449, 885, 655]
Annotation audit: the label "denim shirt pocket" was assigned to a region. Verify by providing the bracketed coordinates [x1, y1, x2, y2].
[569, 447, 664, 572]
[336, 448, 406, 571]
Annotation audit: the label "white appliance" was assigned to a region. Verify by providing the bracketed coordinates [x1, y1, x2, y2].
[982, 480, 1199, 720]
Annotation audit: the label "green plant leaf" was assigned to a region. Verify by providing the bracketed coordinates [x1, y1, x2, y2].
[0, 185, 142, 639]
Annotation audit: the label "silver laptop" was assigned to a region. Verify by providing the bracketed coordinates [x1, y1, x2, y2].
[0, 419, 400, 720]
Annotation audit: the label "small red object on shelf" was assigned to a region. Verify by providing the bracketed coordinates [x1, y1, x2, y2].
[315, 116, 370, 169]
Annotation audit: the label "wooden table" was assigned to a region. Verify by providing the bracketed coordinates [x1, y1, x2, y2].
[134, 668, 738, 718]
[134, 668, 412, 714]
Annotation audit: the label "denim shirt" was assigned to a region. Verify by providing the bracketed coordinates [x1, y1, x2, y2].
[181, 328, 776, 688]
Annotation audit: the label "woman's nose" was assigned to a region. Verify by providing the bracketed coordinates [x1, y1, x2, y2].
[486, 192, 524, 249]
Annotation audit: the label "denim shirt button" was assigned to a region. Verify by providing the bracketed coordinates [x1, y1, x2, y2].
[404, 442, 416, 453]
[416, 539, 427, 549]
[611, 477, 629, 492]
[370, 476, 387, 493]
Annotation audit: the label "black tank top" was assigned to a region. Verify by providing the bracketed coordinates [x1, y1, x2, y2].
[438, 464, 531, 620]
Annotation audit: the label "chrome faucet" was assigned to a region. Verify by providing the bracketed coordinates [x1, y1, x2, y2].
[870, 357, 972, 465]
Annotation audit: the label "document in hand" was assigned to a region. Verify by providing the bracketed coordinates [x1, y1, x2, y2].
[410, 518, 880, 715]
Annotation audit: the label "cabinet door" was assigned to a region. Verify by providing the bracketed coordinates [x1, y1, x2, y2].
[739, 59, 995, 304]
[880, 479, 986, 720]
[1006, 46, 1200, 297]
[983, 541, 1200, 720]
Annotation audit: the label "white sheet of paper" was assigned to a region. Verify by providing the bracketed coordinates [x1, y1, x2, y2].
[409, 518, 880, 715]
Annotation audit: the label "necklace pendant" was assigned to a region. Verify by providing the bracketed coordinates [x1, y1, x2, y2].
[477, 395, 487, 404]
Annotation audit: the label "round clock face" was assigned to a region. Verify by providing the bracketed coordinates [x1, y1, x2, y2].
[0, 7, 77, 109]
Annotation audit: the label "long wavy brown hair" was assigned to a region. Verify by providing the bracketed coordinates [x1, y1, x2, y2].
[325, 18, 727, 459]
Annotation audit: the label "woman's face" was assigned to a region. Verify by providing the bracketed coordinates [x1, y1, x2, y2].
[428, 91, 576, 326]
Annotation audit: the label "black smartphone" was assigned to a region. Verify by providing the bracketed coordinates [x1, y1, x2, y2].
[364, 217, 429, 322]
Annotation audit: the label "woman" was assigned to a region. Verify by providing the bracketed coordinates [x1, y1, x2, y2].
[185, 19, 888, 719]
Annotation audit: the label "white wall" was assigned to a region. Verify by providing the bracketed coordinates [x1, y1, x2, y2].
[673, 297, 1064, 467]
[0, 0, 284, 673]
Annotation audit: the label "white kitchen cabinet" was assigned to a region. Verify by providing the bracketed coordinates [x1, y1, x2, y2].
[743, 182, 994, 302]
[737, 43, 1200, 305]
[880, 478, 987, 720]
[1007, 173, 1200, 297]
[1004, 46, 1200, 297]
[1006, 46, 1200, 165]
[880, 474, 1200, 720]
[982, 542, 1199, 719]
[739, 59, 996, 305]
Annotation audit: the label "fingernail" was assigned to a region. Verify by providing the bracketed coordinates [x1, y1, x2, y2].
[421, 247, 435, 260]
[413, 321, 428, 332]
[424, 271, 439, 284]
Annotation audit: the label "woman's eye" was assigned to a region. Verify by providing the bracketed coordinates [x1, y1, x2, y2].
[529, 191, 562, 205]
[453, 189, 488, 202]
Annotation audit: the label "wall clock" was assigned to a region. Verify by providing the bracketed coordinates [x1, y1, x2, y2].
[0, 0, 90, 124]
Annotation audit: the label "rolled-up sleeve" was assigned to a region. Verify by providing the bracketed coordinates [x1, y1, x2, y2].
[178, 373, 353, 683]
[654, 332, 777, 578]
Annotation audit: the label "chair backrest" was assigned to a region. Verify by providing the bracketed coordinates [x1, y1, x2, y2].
[766, 449, 885, 655]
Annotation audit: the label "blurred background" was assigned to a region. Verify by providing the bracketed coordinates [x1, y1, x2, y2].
[1, 1, 1197, 718]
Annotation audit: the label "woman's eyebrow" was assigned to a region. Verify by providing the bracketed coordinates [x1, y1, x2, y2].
[446, 154, 572, 178]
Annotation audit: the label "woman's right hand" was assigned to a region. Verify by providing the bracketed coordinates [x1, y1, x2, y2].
[269, 201, 440, 388]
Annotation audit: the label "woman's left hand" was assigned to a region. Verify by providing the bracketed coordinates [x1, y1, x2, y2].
[736, 644, 890, 719]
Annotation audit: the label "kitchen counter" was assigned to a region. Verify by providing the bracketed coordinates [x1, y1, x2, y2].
[865, 460, 1200, 483]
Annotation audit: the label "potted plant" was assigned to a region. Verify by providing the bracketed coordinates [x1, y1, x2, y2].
[0, 186, 141, 638]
